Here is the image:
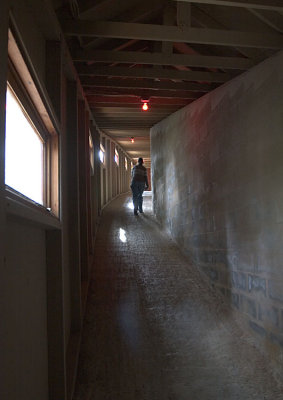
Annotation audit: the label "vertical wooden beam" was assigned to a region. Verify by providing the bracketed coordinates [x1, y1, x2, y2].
[106, 138, 111, 201]
[0, 0, 8, 231]
[0, 4, 9, 398]
[104, 139, 109, 202]
[95, 128, 101, 214]
[46, 229, 67, 400]
[111, 142, 114, 199]
[66, 81, 82, 331]
[85, 112, 93, 257]
[46, 41, 63, 122]
[89, 122, 100, 229]
[100, 136, 104, 207]
[65, 81, 82, 400]
[78, 100, 89, 281]
[45, 41, 62, 217]
[50, 135, 60, 216]
[177, 1, 191, 27]
[162, 4, 175, 54]
[119, 148, 123, 194]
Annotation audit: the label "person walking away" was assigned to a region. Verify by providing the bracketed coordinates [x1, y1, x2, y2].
[130, 157, 149, 215]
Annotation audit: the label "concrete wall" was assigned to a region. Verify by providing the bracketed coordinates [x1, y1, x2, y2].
[151, 50, 283, 374]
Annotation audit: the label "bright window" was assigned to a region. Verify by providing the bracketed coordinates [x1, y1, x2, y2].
[114, 148, 119, 165]
[99, 143, 105, 165]
[5, 85, 44, 204]
[125, 157, 128, 170]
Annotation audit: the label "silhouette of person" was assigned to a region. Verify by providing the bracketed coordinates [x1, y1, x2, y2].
[130, 157, 149, 215]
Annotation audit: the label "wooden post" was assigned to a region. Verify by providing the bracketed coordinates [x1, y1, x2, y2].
[66, 81, 82, 331]
[0, 4, 9, 397]
[78, 100, 89, 281]
[46, 41, 63, 122]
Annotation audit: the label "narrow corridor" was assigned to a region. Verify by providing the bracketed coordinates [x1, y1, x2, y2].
[74, 194, 282, 400]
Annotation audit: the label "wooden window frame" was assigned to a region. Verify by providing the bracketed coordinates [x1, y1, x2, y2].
[6, 28, 59, 217]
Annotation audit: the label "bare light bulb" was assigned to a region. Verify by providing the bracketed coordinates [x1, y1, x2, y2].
[142, 102, 148, 111]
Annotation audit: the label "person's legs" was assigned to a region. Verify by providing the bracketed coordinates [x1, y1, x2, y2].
[131, 182, 139, 214]
[137, 182, 145, 212]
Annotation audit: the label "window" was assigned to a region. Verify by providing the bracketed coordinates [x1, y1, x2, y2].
[125, 157, 128, 171]
[5, 85, 44, 204]
[99, 143, 105, 165]
[89, 133, 94, 173]
[5, 29, 59, 215]
[114, 148, 119, 166]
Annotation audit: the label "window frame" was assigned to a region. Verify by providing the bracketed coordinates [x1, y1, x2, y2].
[6, 67, 48, 206]
[5, 28, 59, 217]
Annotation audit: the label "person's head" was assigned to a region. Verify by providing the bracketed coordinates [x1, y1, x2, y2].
[138, 157, 143, 165]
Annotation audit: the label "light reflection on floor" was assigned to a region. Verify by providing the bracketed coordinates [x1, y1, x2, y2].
[119, 228, 127, 243]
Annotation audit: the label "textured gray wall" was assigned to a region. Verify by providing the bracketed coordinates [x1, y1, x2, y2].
[151, 50, 283, 368]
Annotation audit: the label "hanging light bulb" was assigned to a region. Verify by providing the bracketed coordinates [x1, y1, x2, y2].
[141, 97, 150, 111]
[131, 136, 135, 143]
[142, 102, 148, 111]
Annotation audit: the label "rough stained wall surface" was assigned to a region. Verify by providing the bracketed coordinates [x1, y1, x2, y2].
[151, 50, 283, 367]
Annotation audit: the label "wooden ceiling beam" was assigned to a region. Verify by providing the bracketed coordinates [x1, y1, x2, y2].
[79, 0, 139, 19]
[85, 88, 201, 98]
[173, 0, 283, 12]
[91, 103, 182, 109]
[62, 20, 283, 49]
[88, 96, 190, 105]
[191, 4, 267, 61]
[93, 106, 179, 112]
[77, 65, 233, 82]
[94, 113, 171, 119]
[103, 131, 150, 136]
[80, 76, 215, 92]
[73, 49, 254, 69]
[248, 9, 283, 33]
[95, 118, 171, 124]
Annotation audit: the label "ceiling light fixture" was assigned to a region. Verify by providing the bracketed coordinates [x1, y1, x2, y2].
[141, 97, 149, 111]
[142, 102, 148, 111]
[131, 137, 134, 143]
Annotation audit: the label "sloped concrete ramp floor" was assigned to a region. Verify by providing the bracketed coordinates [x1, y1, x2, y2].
[74, 194, 283, 400]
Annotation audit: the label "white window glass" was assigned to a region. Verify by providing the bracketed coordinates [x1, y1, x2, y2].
[125, 157, 127, 170]
[114, 148, 119, 165]
[99, 143, 105, 164]
[5, 86, 44, 204]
